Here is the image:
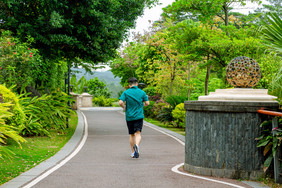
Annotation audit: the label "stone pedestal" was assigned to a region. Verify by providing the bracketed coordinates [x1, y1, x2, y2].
[184, 89, 279, 180]
[199, 88, 277, 102]
[70, 92, 93, 109]
[80, 92, 93, 107]
[70, 93, 80, 110]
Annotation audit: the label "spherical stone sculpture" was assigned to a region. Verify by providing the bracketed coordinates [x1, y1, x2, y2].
[226, 56, 261, 88]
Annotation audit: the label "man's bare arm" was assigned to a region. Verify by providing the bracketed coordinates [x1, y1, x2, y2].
[119, 100, 124, 108]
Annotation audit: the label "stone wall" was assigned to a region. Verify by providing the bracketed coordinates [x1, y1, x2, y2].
[184, 101, 279, 179]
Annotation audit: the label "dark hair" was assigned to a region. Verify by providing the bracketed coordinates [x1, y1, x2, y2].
[128, 77, 138, 85]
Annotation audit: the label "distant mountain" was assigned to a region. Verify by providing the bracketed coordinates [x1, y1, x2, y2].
[71, 68, 124, 98]
[71, 68, 121, 84]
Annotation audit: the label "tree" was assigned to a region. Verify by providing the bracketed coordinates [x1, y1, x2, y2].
[162, 0, 261, 35]
[0, 0, 158, 63]
[87, 77, 111, 98]
[255, 0, 282, 19]
[0, 0, 158, 93]
[110, 42, 140, 86]
[229, 0, 282, 27]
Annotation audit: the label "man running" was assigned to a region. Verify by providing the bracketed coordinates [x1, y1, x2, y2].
[119, 77, 149, 158]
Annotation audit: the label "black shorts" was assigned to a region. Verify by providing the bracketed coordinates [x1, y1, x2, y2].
[126, 119, 143, 134]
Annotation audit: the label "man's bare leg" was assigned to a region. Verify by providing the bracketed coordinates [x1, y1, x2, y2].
[134, 131, 141, 147]
[129, 134, 135, 153]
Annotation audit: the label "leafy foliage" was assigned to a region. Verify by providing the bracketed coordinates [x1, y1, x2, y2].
[0, 31, 45, 92]
[165, 95, 187, 109]
[0, 31, 68, 94]
[156, 106, 174, 123]
[0, 85, 25, 127]
[256, 119, 282, 172]
[163, 0, 261, 27]
[269, 62, 282, 104]
[0, 0, 158, 65]
[70, 75, 87, 94]
[261, 13, 282, 54]
[87, 77, 111, 98]
[172, 103, 186, 128]
[144, 101, 155, 118]
[0, 103, 26, 160]
[19, 92, 74, 136]
[92, 96, 117, 107]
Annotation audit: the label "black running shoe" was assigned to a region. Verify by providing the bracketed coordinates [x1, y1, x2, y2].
[133, 144, 139, 158]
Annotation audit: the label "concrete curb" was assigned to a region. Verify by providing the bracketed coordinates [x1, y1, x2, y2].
[0, 111, 85, 188]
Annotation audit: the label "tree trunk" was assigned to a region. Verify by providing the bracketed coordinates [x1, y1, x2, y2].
[223, 2, 229, 36]
[187, 62, 191, 100]
[205, 56, 211, 96]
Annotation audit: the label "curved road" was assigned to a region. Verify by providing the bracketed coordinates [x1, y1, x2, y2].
[2, 108, 260, 188]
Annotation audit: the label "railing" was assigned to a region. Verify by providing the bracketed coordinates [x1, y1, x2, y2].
[257, 108, 282, 183]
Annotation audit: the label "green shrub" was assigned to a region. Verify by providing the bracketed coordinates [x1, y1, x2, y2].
[143, 87, 156, 96]
[165, 95, 187, 108]
[172, 103, 185, 128]
[269, 62, 282, 105]
[144, 101, 155, 118]
[19, 92, 73, 136]
[0, 85, 25, 127]
[93, 96, 113, 107]
[156, 106, 173, 123]
[87, 77, 111, 98]
[0, 102, 26, 160]
[0, 31, 45, 93]
[152, 99, 169, 117]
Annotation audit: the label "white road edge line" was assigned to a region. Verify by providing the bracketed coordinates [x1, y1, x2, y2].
[144, 123, 184, 146]
[144, 122, 246, 188]
[171, 163, 246, 188]
[22, 111, 89, 188]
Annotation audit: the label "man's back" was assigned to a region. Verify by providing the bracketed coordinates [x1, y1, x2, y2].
[119, 86, 148, 121]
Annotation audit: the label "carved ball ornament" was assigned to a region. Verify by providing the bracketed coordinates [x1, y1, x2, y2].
[226, 56, 261, 88]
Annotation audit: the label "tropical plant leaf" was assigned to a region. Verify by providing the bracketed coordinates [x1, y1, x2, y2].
[263, 155, 273, 172]
[261, 12, 282, 54]
[257, 138, 271, 147]
[264, 142, 273, 156]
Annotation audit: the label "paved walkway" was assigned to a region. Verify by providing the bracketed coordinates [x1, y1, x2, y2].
[1, 108, 268, 188]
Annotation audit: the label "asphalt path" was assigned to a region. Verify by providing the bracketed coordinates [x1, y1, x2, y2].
[25, 109, 252, 188]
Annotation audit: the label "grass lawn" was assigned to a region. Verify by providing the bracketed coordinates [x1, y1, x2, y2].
[0, 112, 78, 185]
[144, 118, 185, 136]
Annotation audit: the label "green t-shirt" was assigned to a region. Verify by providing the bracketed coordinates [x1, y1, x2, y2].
[119, 86, 149, 121]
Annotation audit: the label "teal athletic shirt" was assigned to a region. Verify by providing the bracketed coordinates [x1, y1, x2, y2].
[119, 86, 149, 121]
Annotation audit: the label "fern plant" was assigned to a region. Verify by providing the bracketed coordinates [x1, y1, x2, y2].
[19, 92, 73, 136]
[0, 103, 26, 159]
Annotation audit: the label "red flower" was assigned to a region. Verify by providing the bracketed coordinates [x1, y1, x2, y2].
[13, 52, 16, 54]
[8, 41, 11, 45]
[28, 48, 30, 50]
[2, 55, 4, 57]
[13, 43, 15, 45]
[0, 67, 2, 70]
[29, 55, 32, 57]
[30, 52, 33, 55]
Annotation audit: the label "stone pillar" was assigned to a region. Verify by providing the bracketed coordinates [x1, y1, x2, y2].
[80, 92, 93, 107]
[184, 89, 279, 180]
[70, 93, 80, 110]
